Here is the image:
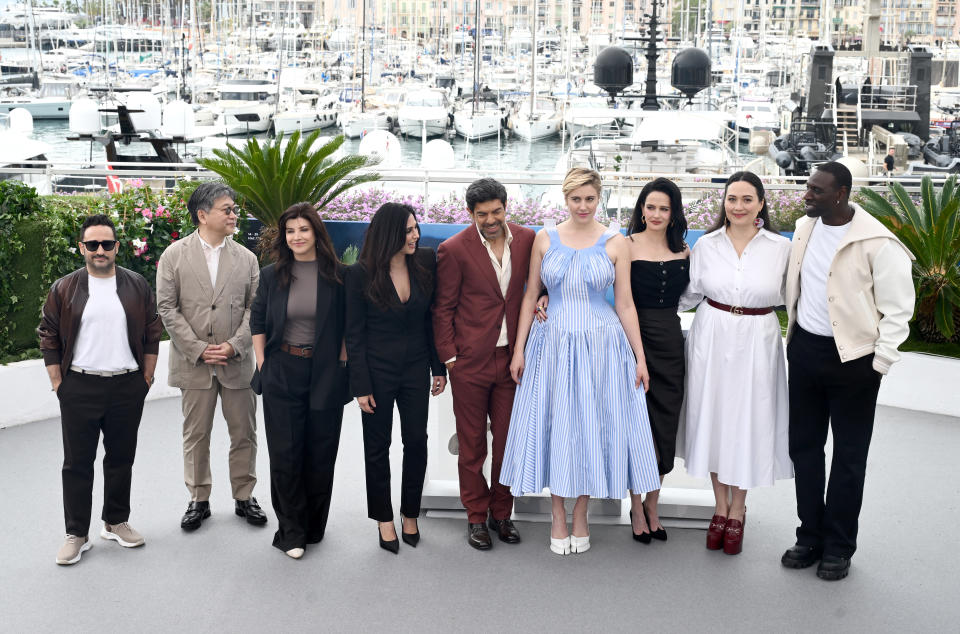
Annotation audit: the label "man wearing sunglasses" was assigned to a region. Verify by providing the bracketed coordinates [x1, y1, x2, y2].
[157, 182, 264, 532]
[38, 214, 163, 565]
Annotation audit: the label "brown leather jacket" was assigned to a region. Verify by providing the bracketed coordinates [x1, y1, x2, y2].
[37, 266, 163, 376]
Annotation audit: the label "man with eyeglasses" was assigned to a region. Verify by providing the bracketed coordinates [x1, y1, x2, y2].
[38, 214, 163, 565]
[157, 182, 265, 531]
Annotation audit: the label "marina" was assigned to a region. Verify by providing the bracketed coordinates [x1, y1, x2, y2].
[1, 0, 960, 193]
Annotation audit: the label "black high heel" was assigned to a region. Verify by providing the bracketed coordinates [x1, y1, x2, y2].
[644, 504, 668, 542]
[629, 510, 652, 544]
[378, 523, 399, 554]
[400, 514, 420, 547]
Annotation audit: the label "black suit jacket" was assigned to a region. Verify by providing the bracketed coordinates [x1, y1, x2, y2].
[344, 247, 446, 397]
[249, 262, 350, 410]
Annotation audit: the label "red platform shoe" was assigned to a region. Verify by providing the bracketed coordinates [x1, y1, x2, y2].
[706, 514, 727, 550]
[723, 512, 746, 555]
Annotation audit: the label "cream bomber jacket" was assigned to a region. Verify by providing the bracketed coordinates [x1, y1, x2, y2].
[785, 204, 915, 375]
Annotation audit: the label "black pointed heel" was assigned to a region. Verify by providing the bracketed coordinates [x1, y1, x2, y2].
[644, 505, 668, 542]
[630, 510, 652, 544]
[378, 523, 399, 554]
[400, 515, 420, 547]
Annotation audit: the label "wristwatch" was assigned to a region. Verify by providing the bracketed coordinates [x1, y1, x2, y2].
[146, 375, 155, 386]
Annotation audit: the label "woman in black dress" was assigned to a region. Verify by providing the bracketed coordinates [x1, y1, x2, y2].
[344, 203, 447, 554]
[626, 178, 690, 543]
[250, 202, 350, 559]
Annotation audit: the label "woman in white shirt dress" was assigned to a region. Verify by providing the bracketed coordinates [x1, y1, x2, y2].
[679, 171, 793, 556]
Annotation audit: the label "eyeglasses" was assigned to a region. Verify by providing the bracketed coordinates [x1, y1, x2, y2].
[81, 240, 117, 252]
[216, 206, 240, 216]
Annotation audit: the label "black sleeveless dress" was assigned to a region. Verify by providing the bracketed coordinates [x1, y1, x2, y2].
[630, 258, 690, 475]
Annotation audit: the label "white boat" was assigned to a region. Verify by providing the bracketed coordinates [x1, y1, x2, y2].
[562, 97, 620, 138]
[397, 88, 451, 138]
[735, 98, 781, 142]
[211, 80, 277, 136]
[454, 95, 504, 140]
[0, 79, 80, 119]
[272, 91, 340, 135]
[338, 107, 390, 138]
[0, 119, 53, 194]
[510, 97, 560, 141]
[558, 110, 739, 175]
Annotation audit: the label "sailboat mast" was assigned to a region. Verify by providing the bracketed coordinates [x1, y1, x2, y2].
[529, 2, 535, 118]
[360, 0, 366, 113]
[473, 0, 480, 116]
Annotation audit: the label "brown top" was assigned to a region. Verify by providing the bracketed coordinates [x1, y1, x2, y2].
[282, 260, 318, 346]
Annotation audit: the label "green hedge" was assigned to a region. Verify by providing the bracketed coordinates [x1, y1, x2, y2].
[0, 180, 247, 357]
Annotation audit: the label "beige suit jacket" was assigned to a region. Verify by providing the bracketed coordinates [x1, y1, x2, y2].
[157, 230, 260, 389]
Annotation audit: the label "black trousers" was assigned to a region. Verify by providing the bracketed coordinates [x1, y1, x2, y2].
[58, 370, 148, 537]
[361, 363, 430, 522]
[787, 326, 882, 559]
[262, 352, 344, 551]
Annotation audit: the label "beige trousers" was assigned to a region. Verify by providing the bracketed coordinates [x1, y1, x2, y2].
[181, 376, 258, 501]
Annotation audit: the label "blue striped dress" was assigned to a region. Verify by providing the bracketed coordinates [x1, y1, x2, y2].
[499, 227, 661, 499]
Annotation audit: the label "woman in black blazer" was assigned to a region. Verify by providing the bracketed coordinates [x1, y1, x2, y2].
[250, 202, 350, 560]
[344, 202, 446, 553]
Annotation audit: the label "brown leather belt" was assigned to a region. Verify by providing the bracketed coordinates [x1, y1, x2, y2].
[706, 298, 774, 316]
[280, 343, 314, 358]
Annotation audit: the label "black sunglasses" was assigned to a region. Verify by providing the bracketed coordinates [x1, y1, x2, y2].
[81, 240, 117, 251]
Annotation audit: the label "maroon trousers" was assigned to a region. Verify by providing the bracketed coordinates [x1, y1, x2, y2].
[450, 346, 515, 524]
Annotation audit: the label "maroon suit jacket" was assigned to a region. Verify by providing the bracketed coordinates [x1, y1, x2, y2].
[432, 222, 536, 378]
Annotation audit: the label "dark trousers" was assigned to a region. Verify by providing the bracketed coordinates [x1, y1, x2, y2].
[787, 326, 882, 559]
[450, 346, 515, 524]
[58, 370, 148, 537]
[262, 352, 344, 551]
[361, 363, 430, 522]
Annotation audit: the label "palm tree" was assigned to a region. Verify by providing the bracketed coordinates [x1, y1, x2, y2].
[860, 175, 960, 342]
[196, 131, 378, 228]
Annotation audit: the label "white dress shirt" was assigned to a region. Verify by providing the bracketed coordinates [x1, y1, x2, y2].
[197, 233, 225, 288]
[479, 223, 514, 347]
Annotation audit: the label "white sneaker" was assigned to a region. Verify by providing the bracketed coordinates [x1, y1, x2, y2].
[550, 535, 571, 555]
[285, 548, 305, 559]
[570, 534, 591, 554]
[101, 522, 145, 548]
[56, 534, 92, 565]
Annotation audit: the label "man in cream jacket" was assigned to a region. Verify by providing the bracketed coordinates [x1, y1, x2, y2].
[157, 182, 266, 531]
[781, 162, 914, 581]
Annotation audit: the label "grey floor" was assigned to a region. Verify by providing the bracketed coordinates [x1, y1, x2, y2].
[1, 398, 958, 633]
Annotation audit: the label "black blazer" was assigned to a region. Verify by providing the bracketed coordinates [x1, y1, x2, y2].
[249, 262, 350, 410]
[344, 247, 446, 397]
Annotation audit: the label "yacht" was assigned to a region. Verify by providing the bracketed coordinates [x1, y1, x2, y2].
[210, 80, 277, 136]
[734, 98, 781, 143]
[509, 97, 561, 141]
[453, 93, 504, 141]
[0, 78, 80, 119]
[397, 88, 451, 138]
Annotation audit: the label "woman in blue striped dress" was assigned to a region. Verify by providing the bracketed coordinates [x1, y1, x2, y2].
[500, 168, 661, 555]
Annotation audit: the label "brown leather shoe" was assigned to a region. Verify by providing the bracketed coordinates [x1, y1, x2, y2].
[488, 516, 522, 544]
[468, 522, 492, 550]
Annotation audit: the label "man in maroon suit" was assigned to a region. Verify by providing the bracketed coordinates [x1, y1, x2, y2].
[433, 178, 536, 550]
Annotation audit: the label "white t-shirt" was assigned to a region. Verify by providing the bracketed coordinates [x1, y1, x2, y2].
[798, 218, 851, 337]
[71, 275, 139, 372]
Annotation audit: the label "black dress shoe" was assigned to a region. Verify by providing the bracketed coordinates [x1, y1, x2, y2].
[487, 516, 522, 544]
[181, 501, 210, 531]
[781, 544, 823, 569]
[379, 524, 399, 554]
[816, 554, 851, 581]
[468, 522, 492, 550]
[235, 498, 268, 526]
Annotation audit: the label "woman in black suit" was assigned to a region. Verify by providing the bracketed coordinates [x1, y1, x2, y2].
[250, 202, 350, 560]
[344, 202, 447, 554]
